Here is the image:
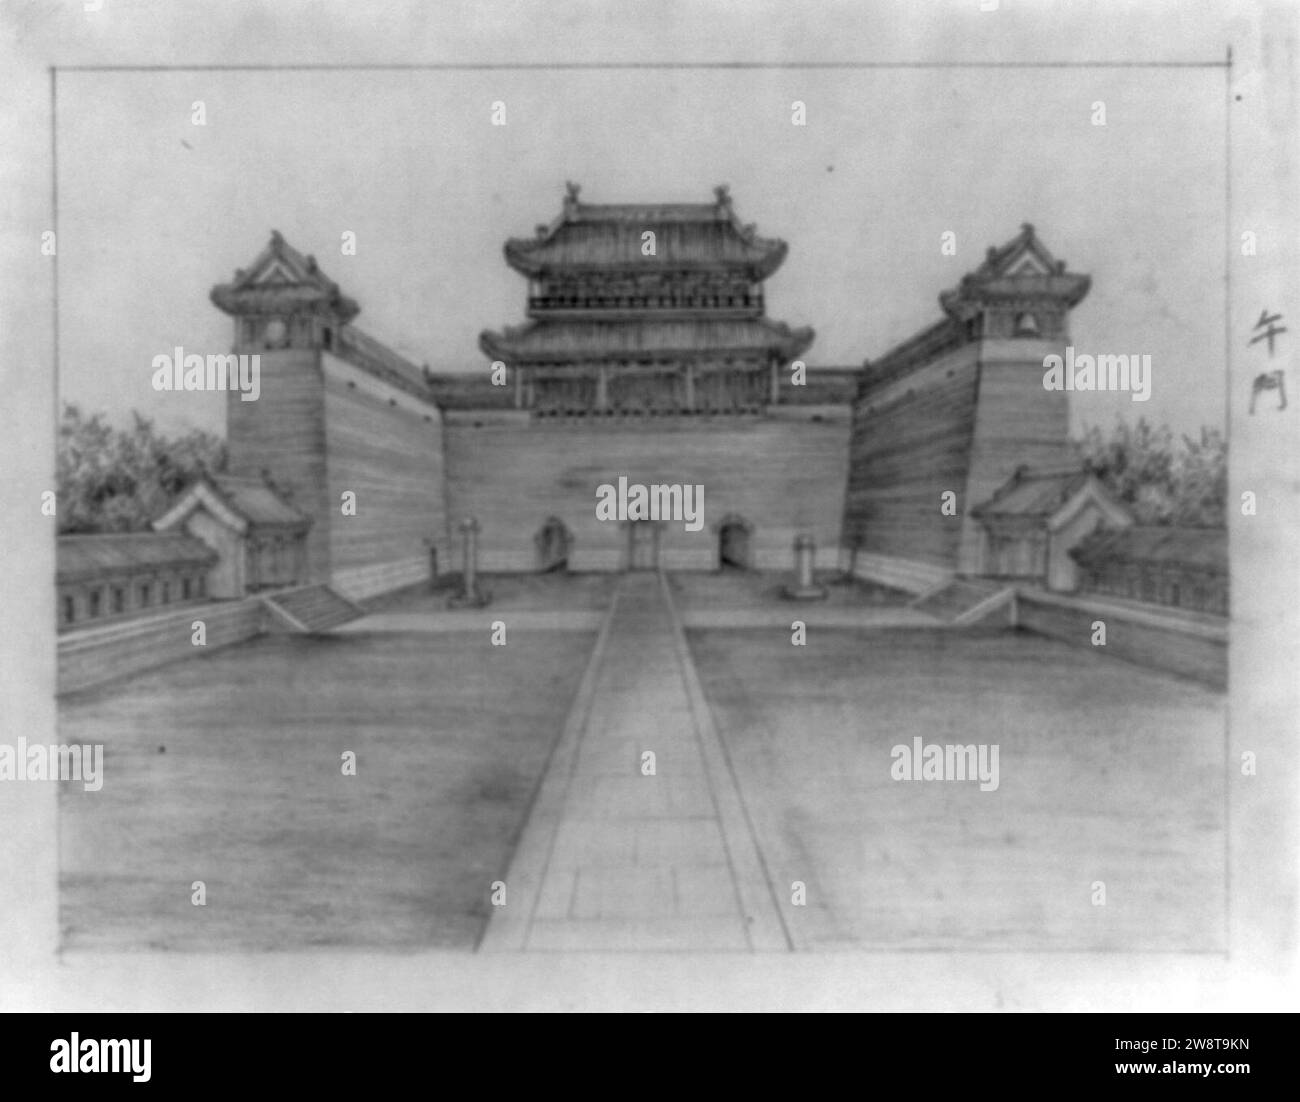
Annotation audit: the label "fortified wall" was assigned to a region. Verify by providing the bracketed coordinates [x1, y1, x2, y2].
[211, 233, 451, 597]
[440, 402, 851, 571]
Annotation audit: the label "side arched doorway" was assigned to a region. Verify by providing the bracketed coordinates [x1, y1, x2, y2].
[535, 516, 573, 572]
[717, 514, 753, 570]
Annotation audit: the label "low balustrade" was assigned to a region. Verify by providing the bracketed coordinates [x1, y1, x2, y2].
[527, 293, 764, 313]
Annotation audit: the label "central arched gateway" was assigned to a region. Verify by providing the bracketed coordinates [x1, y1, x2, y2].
[625, 520, 661, 571]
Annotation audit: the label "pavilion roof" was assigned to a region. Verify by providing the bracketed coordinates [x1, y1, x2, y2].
[57, 533, 217, 582]
[211, 230, 360, 322]
[504, 184, 789, 278]
[939, 223, 1090, 317]
[153, 473, 311, 536]
[1069, 526, 1227, 572]
[971, 465, 1097, 519]
[479, 315, 814, 364]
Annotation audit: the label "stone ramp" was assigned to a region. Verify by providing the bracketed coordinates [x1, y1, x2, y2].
[909, 578, 1014, 625]
[261, 584, 366, 633]
[481, 572, 789, 952]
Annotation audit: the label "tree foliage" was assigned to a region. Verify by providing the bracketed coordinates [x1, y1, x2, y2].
[56, 404, 227, 534]
[1077, 417, 1226, 527]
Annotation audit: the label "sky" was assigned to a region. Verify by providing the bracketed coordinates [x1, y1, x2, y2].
[55, 62, 1228, 439]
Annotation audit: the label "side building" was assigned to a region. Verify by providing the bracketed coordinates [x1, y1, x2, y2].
[1071, 526, 1228, 615]
[152, 472, 312, 597]
[57, 533, 216, 632]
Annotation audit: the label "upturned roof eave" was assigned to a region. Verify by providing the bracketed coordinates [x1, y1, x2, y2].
[478, 325, 813, 364]
[502, 235, 789, 279]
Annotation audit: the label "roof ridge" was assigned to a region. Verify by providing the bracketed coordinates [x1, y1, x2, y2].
[1017, 463, 1089, 478]
[61, 530, 198, 539]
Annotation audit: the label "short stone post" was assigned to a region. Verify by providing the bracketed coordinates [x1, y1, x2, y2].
[425, 539, 439, 592]
[782, 532, 828, 600]
[448, 516, 490, 607]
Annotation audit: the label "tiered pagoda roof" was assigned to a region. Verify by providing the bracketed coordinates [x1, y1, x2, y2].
[481, 184, 814, 371]
[504, 183, 788, 278]
[481, 316, 812, 364]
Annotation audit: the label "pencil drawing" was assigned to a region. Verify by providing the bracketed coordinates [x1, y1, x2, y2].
[49, 64, 1229, 956]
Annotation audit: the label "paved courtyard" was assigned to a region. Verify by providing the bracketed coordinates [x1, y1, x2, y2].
[58, 570, 1227, 953]
[59, 628, 594, 950]
[688, 625, 1227, 951]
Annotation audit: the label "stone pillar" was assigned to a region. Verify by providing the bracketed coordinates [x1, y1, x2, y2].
[769, 356, 781, 405]
[684, 362, 695, 411]
[596, 364, 608, 411]
[425, 539, 439, 591]
[462, 518, 479, 593]
[514, 365, 523, 409]
[782, 533, 828, 600]
[448, 516, 490, 607]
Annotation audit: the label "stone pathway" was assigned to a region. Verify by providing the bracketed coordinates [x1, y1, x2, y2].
[481, 572, 790, 951]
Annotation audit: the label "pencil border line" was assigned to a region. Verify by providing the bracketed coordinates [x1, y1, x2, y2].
[47, 55, 1235, 962]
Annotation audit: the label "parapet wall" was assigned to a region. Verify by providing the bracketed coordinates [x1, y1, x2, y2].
[1015, 588, 1227, 688]
[323, 353, 451, 573]
[58, 598, 267, 695]
[844, 337, 1073, 573]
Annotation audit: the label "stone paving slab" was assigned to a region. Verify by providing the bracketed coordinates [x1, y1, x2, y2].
[481, 572, 790, 952]
[675, 607, 942, 630]
[336, 610, 606, 634]
[524, 914, 751, 952]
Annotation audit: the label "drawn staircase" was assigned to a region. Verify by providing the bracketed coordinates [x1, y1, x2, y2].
[909, 578, 1016, 626]
[261, 584, 366, 634]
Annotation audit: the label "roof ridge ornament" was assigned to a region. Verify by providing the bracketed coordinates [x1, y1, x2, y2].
[714, 183, 732, 211]
[563, 181, 581, 218]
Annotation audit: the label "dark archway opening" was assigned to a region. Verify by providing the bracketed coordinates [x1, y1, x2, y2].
[718, 515, 753, 571]
[535, 516, 573, 573]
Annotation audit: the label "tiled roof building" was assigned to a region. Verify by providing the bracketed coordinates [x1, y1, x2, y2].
[480, 183, 814, 414]
[57, 533, 217, 630]
[970, 465, 1133, 590]
[1070, 526, 1228, 615]
[154, 473, 311, 597]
